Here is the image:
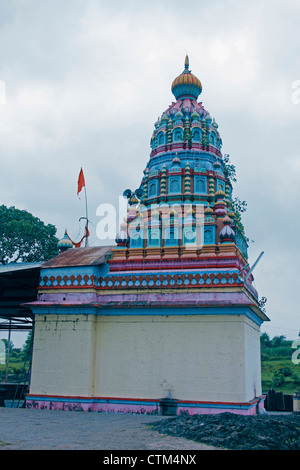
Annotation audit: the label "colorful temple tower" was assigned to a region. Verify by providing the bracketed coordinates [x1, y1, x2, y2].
[26, 57, 269, 415]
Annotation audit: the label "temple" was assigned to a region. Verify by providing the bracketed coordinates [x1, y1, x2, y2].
[26, 57, 269, 415]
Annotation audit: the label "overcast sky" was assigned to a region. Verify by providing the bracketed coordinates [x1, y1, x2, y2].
[0, 0, 299, 346]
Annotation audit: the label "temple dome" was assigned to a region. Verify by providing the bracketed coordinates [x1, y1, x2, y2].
[219, 216, 235, 243]
[115, 219, 129, 246]
[171, 55, 202, 100]
[57, 230, 73, 251]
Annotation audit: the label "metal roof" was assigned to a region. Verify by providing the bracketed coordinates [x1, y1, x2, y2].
[41, 246, 114, 268]
[0, 262, 42, 275]
[0, 247, 114, 329]
[0, 262, 41, 327]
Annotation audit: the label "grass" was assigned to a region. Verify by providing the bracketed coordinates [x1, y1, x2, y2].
[0, 360, 30, 383]
[261, 356, 300, 395]
[0, 440, 10, 447]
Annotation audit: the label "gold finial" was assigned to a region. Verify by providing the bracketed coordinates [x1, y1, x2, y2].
[184, 55, 189, 71]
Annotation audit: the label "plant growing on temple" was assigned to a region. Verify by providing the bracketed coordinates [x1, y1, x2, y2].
[227, 197, 248, 239]
[222, 154, 248, 239]
[222, 153, 237, 183]
[0, 205, 59, 265]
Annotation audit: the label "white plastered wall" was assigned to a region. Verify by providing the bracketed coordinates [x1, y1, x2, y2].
[29, 314, 97, 396]
[244, 316, 262, 400]
[29, 313, 262, 403]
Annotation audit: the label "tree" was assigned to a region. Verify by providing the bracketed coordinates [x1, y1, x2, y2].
[271, 335, 287, 348]
[260, 332, 272, 348]
[22, 331, 33, 358]
[1, 338, 14, 355]
[0, 205, 59, 265]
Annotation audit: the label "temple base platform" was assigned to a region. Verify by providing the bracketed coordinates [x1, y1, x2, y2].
[26, 394, 266, 416]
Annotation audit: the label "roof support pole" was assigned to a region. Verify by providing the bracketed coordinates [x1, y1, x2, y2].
[5, 319, 11, 383]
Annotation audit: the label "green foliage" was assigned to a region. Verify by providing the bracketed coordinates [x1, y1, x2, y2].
[260, 332, 272, 348]
[222, 154, 237, 183]
[272, 373, 286, 387]
[0, 205, 59, 265]
[260, 333, 293, 354]
[261, 333, 300, 394]
[262, 358, 300, 394]
[230, 197, 248, 215]
[1, 339, 14, 355]
[227, 197, 248, 238]
[222, 154, 248, 239]
[0, 332, 32, 382]
[261, 346, 294, 360]
[276, 367, 293, 377]
[271, 367, 300, 388]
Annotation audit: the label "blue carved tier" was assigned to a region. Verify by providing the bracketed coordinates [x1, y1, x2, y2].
[116, 56, 248, 259]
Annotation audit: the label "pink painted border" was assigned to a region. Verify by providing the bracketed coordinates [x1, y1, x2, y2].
[26, 394, 265, 416]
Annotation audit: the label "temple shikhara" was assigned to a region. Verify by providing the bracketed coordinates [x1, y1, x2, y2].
[26, 57, 269, 415]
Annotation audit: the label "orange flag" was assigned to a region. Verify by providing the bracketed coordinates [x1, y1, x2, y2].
[77, 168, 85, 197]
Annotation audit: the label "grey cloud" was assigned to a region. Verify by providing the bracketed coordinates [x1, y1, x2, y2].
[0, 0, 299, 341]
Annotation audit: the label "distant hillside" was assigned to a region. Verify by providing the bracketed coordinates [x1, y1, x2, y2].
[261, 333, 300, 394]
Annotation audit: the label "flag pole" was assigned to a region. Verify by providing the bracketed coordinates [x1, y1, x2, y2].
[77, 167, 89, 247]
[84, 183, 89, 247]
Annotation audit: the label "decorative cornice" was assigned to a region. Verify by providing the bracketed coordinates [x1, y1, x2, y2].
[38, 269, 258, 300]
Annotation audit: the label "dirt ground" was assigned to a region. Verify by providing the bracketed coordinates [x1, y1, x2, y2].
[150, 411, 300, 450]
[0, 407, 217, 451]
[0, 407, 298, 451]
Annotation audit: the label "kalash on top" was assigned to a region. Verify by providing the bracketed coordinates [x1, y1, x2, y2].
[114, 56, 249, 272]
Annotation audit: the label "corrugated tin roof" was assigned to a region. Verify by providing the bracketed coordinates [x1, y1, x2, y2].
[42, 246, 114, 268]
[0, 262, 42, 275]
[0, 262, 40, 320]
